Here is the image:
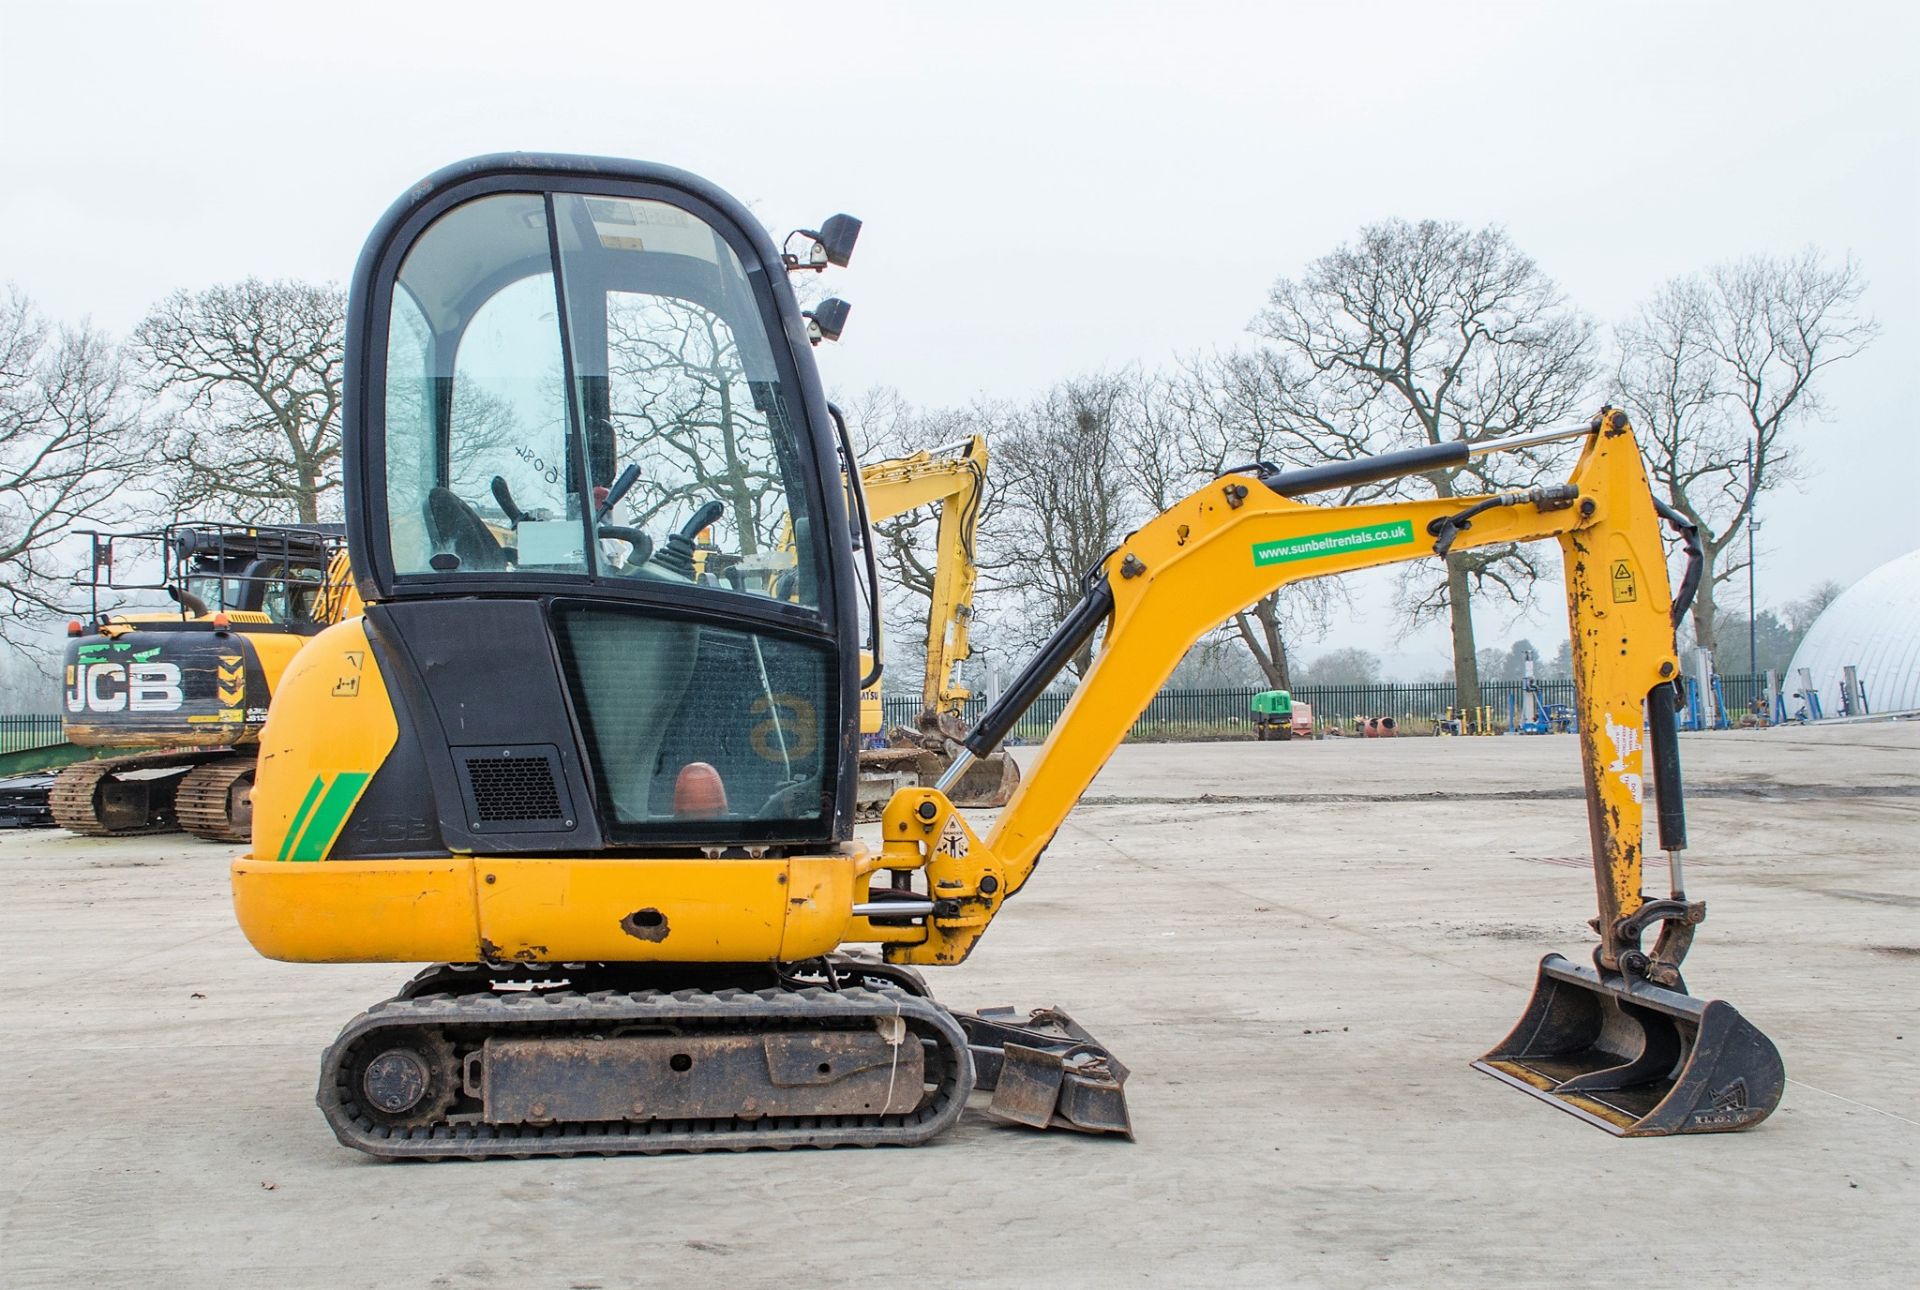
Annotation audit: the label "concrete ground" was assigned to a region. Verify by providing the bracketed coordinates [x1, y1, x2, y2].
[2, 722, 1916, 1289]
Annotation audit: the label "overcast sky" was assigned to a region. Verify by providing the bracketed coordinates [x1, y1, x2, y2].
[3, 1, 1912, 674]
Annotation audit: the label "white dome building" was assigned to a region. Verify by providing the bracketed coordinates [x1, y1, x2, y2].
[1784, 548, 1920, 716]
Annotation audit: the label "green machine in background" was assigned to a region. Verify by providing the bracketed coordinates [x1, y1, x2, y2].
[1251, 690, 1295, 741]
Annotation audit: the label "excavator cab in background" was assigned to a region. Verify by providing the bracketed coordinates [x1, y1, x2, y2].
[231, 155, 1782, 1159]
[53, 523, 356, 840]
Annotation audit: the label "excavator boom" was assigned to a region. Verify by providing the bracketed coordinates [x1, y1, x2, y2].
[857, 436, 988, 722]
[861, 409, 1782, 1133]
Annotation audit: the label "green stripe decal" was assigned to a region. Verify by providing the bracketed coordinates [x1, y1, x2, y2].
[1252, 520, 1416, 567]
[278, 776, 328, 861]
[288, 772, 371, 862]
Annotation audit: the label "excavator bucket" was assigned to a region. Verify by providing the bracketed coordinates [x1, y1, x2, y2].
[1474, 954, 1784, 1135]
[943, 749, 1021, 808]
[859, 738, 1022, 812]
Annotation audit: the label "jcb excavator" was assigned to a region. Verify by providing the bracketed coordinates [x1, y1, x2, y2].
[53, 524, 360, 841]
[230, 155, 1782, 1158]
[855, 435, 1020, 809]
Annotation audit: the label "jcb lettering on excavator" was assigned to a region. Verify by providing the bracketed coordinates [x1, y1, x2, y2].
[64, 661, 185, 714]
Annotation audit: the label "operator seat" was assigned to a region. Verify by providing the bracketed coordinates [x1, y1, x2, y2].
[424, 487, 508, 572]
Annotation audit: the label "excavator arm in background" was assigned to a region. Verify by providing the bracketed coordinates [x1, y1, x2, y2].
[856, 409, 1783, 1136]
[858, 435, 988, 729]
[854, 435, 1020, 808]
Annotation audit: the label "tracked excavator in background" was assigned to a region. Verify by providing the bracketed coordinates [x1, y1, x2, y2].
[230, 155, 1783, 1158]
[854, 435, 1021, 811]
[52, 525, 360, 841]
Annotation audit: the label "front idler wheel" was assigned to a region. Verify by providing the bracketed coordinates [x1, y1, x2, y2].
[346, 1030, 458, 1129]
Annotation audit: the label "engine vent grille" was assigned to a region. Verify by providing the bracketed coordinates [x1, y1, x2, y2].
[453, 744, 572, 831]
[465, 755, 561, 821]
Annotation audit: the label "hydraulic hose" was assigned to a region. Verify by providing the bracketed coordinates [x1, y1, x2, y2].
[1652, 497, 1703, 629]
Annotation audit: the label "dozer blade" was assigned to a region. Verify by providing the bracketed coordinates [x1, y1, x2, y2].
[956, 1006, 1133, 1138]
[1474, 953, 1784, 1136]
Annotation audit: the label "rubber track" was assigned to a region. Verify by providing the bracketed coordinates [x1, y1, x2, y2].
[318, 984, 975, 1160]
[175, 757, 255, 842]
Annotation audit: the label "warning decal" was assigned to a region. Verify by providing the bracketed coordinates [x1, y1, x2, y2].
[936, 815, 970, 859]
[1610, 560, 1637, 603]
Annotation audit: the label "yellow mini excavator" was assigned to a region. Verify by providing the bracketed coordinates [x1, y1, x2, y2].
[854, 435, 1021, 809]
[231, 155, 1782, 1158]
[53, 524, 360, 841]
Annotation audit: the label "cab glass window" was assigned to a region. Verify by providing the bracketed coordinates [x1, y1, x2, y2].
[554, 193, 816, 605]
[379, 189, 821, 607]
[384, 193, 579, 577]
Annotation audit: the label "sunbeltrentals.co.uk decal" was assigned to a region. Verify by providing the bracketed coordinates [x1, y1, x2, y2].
[1252, 520, 1416, 567]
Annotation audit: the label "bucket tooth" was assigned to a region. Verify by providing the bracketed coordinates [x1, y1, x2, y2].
[1474, 953, 1784, 1136]
[957, 1006, 1133, 1138]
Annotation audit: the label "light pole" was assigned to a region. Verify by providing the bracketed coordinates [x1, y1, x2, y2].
[1746, 440, 1757, 675]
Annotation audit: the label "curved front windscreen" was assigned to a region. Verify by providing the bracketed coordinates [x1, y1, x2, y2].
[381, 190, 819, 607]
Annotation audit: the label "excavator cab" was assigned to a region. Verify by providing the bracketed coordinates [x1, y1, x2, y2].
[339, 156, 863, 849]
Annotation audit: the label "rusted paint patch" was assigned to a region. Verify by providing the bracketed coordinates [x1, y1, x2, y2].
[477, 937, 548, 963]
[620, 907, 670, 942]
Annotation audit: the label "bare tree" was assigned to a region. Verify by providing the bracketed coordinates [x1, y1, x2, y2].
[989, 374, 1145, 675]
[1297, 646, 1383, 686]
[1134, 349, 1369, 689]
[132, 279, 345, 525]
[1252, 220, 1595, 709]
[0, 288, 145, 648]
[1785, 579, 1844, 635]
[1616, 251, 1874, 661]
[606, 295, 793, 555]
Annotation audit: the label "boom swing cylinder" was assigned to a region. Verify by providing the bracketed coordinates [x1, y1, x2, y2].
[232, 154, 1779, 1156]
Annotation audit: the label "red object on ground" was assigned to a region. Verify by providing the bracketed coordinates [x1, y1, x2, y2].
[673, 762, 729, 818]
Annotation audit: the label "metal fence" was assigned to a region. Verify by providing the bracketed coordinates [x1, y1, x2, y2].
[884, 674, 1772, 742]
[1, 673, 1776, 757]
[0, 714, 64, 756]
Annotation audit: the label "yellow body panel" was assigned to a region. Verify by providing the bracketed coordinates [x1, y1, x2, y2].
[234, 608, 875, 965]
[247, 618, 398, 863]
[247, 630, 309, 694]
[233, 859, 483, 962]
[231, 853, 863, 964]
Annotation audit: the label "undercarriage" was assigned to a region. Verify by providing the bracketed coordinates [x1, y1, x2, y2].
[320, 958, 1131, 1160]
[50, 752, 255, 842]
